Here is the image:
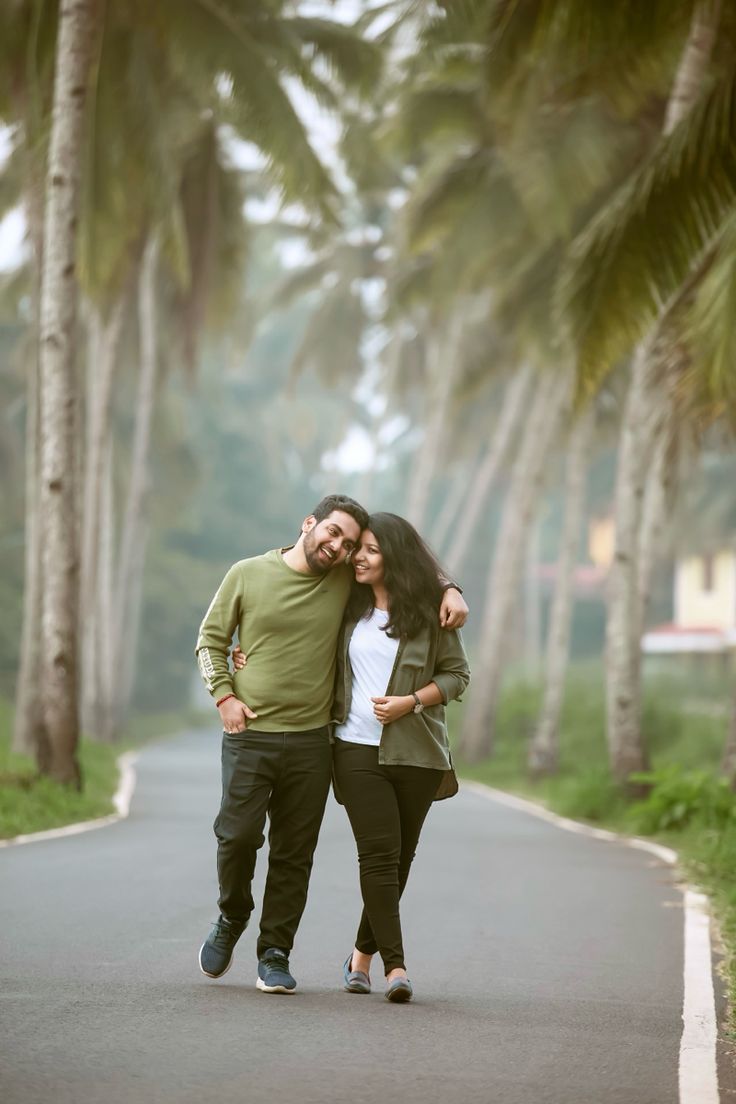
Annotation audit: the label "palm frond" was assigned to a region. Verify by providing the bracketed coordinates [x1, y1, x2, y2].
[398, 85, 490, 149]
[282, 17, 384, 96]
[269, 257, 335, 311]
[159, 0, 339, 221]
[486, 0, 693, 110]
[678, 211, 736, 419]
[167, 124, 250, 375]
[339, 112, 401, 196]
[289, 285, 366, 387]
[558, 69, 736, 387]
[0, 129, 25, 219]
[406, 148, 496, 250]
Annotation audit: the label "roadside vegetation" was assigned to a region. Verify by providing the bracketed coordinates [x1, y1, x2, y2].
[0, 699, 208, 839]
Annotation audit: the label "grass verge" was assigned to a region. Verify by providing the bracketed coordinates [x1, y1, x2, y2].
[454, 667, 736, 1037]
[0, 701, 209, 840]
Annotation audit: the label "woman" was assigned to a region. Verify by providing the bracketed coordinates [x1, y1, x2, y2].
[331, 513, 470, 1003]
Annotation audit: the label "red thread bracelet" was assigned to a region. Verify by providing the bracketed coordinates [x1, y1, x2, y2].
[216, 693, 236, 708]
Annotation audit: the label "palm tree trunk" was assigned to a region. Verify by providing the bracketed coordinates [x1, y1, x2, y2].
[523, 515, 543, 675]
[107, 236, 159, 737]
[605, 1, 720, 786]
[459, 368, 572, 762]
[406, 314, 464, 531]
[14, 331, 45, 757]
[352, 333, 404, 510]
[37, 0, 97, 786]
[529, 405, 595, 776]
[638, 416, 677, 626]
[446, 363, 534, 576]
[14, 167, 48, 757]
[80, 298, 126, 628]
[96, 441, 118, 736]
[80, 298, 126, 736]
[112, 521, 149, 737]
[430, 459, 475, 556]
[605, 343, 660, 782]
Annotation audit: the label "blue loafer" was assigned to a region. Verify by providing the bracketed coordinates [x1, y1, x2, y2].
[385, 976, 413, 1003]
[343, 955, 371, 994]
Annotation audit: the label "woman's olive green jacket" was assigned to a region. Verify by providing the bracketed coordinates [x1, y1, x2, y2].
[331, 613, 471, 801]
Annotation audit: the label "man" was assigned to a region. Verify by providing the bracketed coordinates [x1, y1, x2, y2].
[195, 494, 467, 994]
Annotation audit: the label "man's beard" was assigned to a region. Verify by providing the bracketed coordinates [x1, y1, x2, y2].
[303, 530, 337, 574]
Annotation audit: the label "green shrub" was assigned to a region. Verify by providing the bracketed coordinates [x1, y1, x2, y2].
[626, 765, 736, 834]
[551, 767, 629, 823]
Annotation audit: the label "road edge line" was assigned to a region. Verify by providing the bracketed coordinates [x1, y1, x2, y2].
[462, 780, 720, 1104]
[0, 750, 139, 849]
[680, 889, 719, 1104]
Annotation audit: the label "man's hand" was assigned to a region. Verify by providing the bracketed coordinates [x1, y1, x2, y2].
[371, 695, 413, 725]
[218, 695, 257, 734]
[232, 645, 247, 670]
[440, 587, 469, 629]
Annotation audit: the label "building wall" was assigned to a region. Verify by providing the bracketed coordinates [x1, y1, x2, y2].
[674, 551, 736, 631]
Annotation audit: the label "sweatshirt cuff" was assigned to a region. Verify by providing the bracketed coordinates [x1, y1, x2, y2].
[211, 680, 234, 704]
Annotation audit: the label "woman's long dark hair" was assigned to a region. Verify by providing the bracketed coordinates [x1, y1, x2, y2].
[347, 512, 446, 640]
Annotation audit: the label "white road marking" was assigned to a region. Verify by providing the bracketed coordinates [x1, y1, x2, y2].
[0, 751, 139, 848]
[680, 890, 719, 1104]
[464, 781, 720, 1104]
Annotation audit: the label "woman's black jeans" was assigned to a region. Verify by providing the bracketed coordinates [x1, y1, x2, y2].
[214, 726, 332, 959]
[333, 739, 442, 974]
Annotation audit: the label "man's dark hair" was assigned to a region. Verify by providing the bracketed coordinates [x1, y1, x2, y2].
[348, 512, 445, 639]
[312, 494, 369, 532]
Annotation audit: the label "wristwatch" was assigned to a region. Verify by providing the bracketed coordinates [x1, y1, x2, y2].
[412, 693, 424, 714]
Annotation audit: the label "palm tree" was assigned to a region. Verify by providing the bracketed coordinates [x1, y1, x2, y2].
[8, 0, 383, 763]
[0, 7, 58, 759]
[387, 5, 645, 760]
[459, 366, 573, 761]
[528, 404, 595, 775]
[485, 0, 734, 782]
[37, 0, 99, 785]
[566, 3, 726, 783]
[445, 363, 534, 575]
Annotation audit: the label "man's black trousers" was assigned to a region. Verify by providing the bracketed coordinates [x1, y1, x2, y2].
[214, 727, 332, 959]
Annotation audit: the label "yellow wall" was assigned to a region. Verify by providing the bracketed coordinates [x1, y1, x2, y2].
[589, 517, 615, 569]
[675, 551, 736, 630]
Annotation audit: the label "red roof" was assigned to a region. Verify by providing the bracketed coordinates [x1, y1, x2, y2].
[646, 623, 726, 635]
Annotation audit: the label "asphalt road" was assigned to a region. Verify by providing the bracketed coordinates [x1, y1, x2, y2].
[0, 728, 688, 1104]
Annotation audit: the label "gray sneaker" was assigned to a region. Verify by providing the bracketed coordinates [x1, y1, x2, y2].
[199, 916, 245, 978]
[256, 948, 297, 994]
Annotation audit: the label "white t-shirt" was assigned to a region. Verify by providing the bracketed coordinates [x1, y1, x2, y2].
[334, 608, 399, 746]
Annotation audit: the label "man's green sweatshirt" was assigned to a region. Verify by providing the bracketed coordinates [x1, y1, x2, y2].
[196, 549, 351, 731]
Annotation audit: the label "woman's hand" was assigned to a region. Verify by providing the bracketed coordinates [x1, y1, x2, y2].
[231, 645, 247, 670]
[371, 695, 414, 725]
